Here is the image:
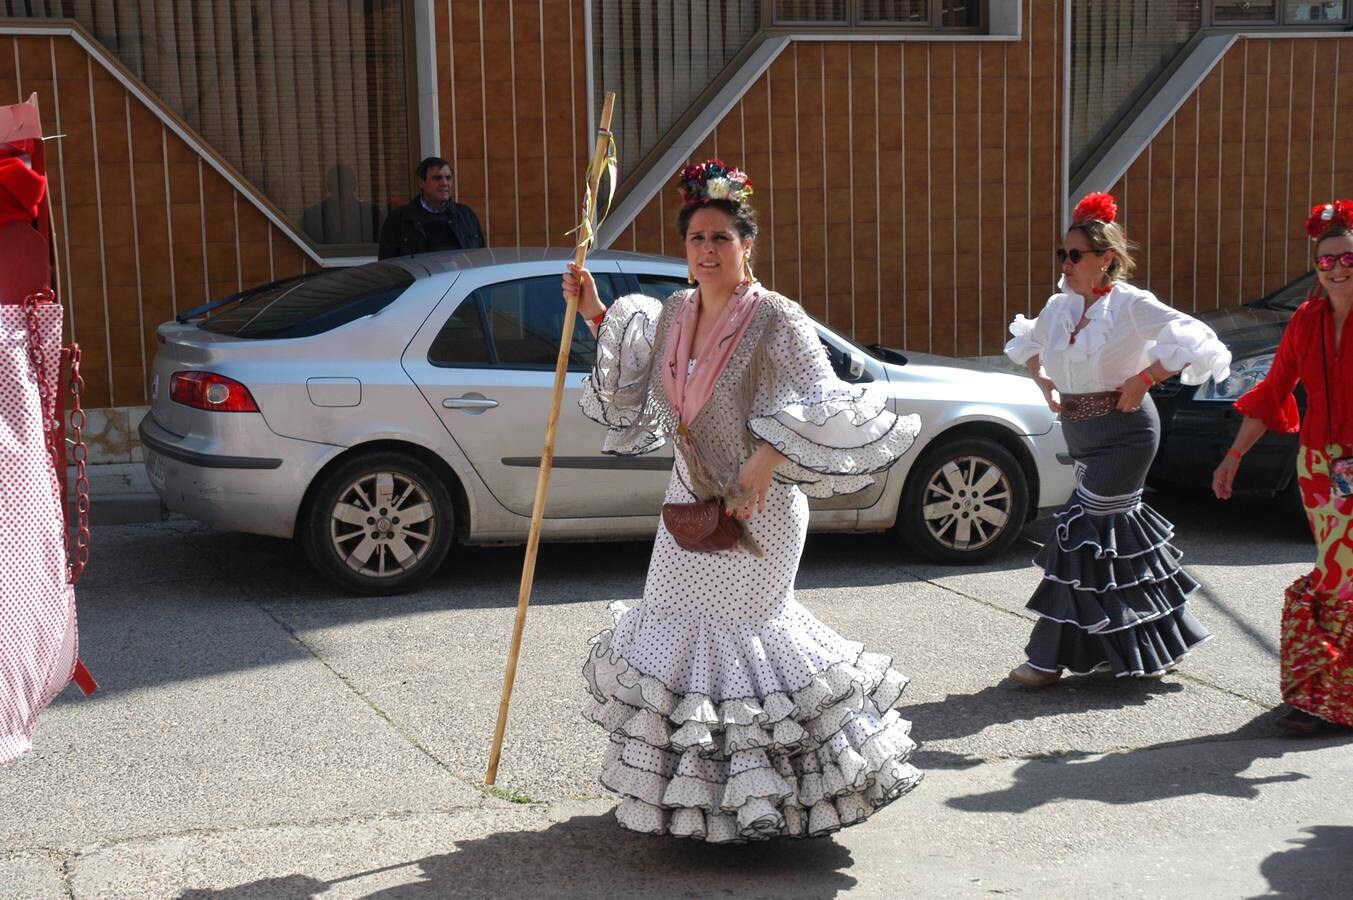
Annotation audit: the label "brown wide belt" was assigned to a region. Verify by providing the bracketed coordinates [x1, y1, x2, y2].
[1059, 390, 1119, 422]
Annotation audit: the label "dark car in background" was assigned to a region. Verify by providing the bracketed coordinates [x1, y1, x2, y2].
[1149, 273, 1312, 505]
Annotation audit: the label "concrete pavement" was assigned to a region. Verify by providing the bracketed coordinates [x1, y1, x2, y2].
[2, 491, 1351, 898]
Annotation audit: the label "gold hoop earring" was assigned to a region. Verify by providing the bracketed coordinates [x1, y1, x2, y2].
[687, 270, 695, 285]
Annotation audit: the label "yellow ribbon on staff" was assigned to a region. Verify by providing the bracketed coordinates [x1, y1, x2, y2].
[566, 129, 618, 255]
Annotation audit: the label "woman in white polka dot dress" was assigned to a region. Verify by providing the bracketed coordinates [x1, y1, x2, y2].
[562, 159, 924, 843]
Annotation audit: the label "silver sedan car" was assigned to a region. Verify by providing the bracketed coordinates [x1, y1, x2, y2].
[140, 249, 1073, 595]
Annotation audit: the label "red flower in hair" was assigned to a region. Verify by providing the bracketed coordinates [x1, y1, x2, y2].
[1072, 192, 1117, 225]
[1304, 200, 1353, 239]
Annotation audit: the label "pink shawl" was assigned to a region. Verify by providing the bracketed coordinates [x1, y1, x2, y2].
[661, 280, 764, 425]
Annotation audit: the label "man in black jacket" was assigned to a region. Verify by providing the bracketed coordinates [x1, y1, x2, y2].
[377, 157, 485, 258]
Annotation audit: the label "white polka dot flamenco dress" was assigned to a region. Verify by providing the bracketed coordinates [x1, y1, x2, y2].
[579, 289, 924, 842]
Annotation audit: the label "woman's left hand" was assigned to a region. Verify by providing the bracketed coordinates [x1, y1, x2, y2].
[730, 444, 787, 520]
[1114, 374, 1150, 412]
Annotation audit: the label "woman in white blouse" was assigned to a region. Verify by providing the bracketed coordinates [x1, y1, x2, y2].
[1003, 193, 1232, 687]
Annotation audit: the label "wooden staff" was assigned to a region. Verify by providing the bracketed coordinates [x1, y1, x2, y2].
[485, 92, 616, 785]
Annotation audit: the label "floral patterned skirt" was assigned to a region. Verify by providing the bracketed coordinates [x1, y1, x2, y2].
[1283, 445, 1353, 726]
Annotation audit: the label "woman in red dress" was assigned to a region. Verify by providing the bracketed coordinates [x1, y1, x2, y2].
[1213, 200, 1353, 735]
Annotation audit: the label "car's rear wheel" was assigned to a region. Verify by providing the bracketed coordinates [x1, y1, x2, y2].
[302, 451, 454, 595]
[899, 436, 1030, 565]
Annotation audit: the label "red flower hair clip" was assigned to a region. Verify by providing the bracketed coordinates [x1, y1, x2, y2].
[1305, 200, 1353, 239]
[1072, 192, 1117, 225]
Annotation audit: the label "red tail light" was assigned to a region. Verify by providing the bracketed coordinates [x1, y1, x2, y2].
[170, 371, 260, 412]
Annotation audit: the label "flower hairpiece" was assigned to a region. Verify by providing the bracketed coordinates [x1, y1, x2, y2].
[678, 158, 753, 208]
[1072, 192, 1117, 225]
[1305, 200, 1353, 239]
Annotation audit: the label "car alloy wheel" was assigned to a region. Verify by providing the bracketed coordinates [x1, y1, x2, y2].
[921, 455, 1012, 551]
[330, 471, 437, 577]
[900, 437, 1029, 564]
[303, 451, 454, 595]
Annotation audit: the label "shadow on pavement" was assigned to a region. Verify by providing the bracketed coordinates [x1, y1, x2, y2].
[1253, 825, 1353, 898]
[945, 710, 1352, 814]
[907, 679, 1186, 764]
[176, 813, 857, 899]
[1145, 489, 1313, 568]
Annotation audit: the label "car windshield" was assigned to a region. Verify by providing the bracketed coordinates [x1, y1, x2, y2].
[198, 263, 414, 339]
[1260, 271, 1317, 311]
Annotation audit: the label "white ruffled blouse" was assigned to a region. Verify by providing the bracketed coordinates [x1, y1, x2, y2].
[1004, 278, 1232, 394]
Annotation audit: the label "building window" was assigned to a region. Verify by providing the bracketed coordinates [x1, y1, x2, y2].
[1284, 0, 1348, 20]
[1208, 0, 1350, 24]
[774, 0, 981, 27]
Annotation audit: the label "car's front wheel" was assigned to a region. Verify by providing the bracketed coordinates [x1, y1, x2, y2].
[899, 436, 1030, 565]
[302, 451, 455, 595]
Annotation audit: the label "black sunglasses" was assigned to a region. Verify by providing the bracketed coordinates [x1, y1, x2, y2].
[1315, 251, 1353, 271]
[1056, 248, 1103, 265]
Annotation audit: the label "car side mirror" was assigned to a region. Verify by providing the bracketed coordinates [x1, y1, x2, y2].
[848, 351, 866, 380]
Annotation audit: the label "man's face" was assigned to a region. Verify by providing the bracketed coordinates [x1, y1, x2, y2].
[419, 165, 453, 205]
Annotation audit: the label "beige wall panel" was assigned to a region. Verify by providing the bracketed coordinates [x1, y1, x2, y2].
[439, 0, 589, 250]
[1113, 35, 1353, 317]
[601, 0, 1064, 356]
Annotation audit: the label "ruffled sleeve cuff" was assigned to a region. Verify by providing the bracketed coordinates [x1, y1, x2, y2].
[579, 293, 668, 454]
[1234, 381, 1301, 434]
[1004, 314, 1042, 366]
[1149, 318, 1232, 385]
[748, 381, 921, 498]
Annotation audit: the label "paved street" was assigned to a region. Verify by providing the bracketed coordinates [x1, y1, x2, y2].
[3, 490, 1351, 899]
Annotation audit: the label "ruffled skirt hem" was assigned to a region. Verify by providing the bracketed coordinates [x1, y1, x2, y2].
[1024, 499, 1212, 677]
[1281, 573, 1353, 727]
[1025, 609, 1213, 677]
[583, 627, 922, 842]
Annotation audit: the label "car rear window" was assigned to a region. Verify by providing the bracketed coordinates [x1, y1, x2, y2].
[198, 263, 414, 338]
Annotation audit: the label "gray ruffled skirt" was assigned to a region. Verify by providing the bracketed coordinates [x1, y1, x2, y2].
[1024, 397, 1212, 676]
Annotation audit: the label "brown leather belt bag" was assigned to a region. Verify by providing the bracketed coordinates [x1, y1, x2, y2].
[1060, 390, 1119, 422]
[662, 499, 743, 552]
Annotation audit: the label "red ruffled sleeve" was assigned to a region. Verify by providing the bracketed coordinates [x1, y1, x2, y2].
[1234, 381, 1300, 433]
[1233, 303, 1308, 434]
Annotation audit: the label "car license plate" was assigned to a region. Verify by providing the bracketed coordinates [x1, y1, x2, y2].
[145, 448, 166, 489]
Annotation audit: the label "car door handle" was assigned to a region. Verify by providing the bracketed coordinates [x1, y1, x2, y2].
[442, 394, 499, 410]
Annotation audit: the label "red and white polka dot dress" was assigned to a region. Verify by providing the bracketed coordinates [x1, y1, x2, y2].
[0, 302, 78, 764]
